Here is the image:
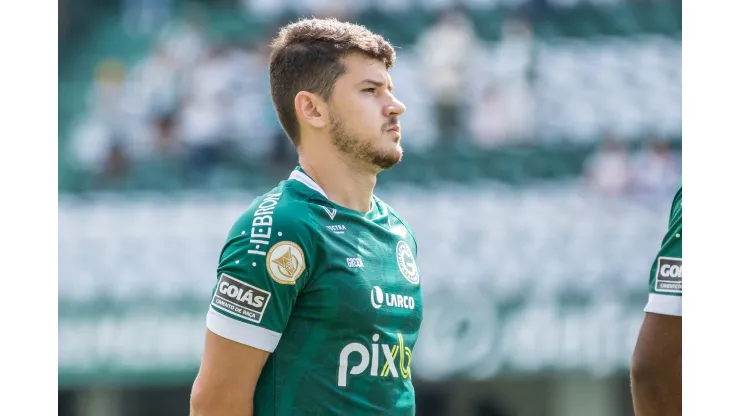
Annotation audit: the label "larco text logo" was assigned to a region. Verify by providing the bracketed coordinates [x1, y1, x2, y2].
[371, 286, 415, 310]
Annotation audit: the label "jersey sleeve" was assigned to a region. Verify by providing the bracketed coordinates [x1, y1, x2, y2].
[206, 203, 315, 352]
[644, 185, 682, 317]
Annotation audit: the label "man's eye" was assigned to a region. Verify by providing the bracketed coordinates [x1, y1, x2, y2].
[363, 88, 376, 93]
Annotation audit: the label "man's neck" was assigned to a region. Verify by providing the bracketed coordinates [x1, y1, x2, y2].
[298, 153, 377, 214]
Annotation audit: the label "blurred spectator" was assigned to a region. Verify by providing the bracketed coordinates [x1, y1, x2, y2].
[178, 45, 233, 183]
[98, 142, 131, 189]
[470, 83, 509, 148]
[630, 138, 681, 195]
[89, 59, 129, 133]
[221, 41, 276, 160]
[491, 14, 536, 142]
[417, 7, 480, 142]
[179, 94, 226, 186]
[584, 137, 631, 196]
[153, 113, 179, 157]
[123, 0, 173, 36]
[157, 4, 210, 69]
[70, 59, 133, 179]
[186, 45, 233, 109]
[127, 43, 182, 120]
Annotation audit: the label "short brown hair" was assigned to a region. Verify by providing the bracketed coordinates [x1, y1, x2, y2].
[269, 18, 396, 146]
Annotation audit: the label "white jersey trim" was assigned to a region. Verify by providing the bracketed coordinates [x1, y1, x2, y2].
[644, 293, 682, 317]
[206, 308, 282, 352]
[289, 170, 328, 199]
[288, 168, 377, 213]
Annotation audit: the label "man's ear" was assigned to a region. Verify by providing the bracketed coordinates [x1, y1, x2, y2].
[294, 91, 328, 129]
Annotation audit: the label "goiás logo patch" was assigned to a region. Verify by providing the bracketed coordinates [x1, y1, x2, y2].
[655, 257, 682, 293]
[210, 273, 271, 323]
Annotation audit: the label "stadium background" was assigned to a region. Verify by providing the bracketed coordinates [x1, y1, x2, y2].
[58, 0, 682, 415]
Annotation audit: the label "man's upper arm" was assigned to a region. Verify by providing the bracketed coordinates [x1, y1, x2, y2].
[193, 201, 315, 412]
[191, 329, 271, 414]
[206, 202, 314, 353]
[632, 311, 682, 375]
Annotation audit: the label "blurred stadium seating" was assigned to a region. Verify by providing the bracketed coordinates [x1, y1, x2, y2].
[58, 1, 681, 415]
[59, 0, 681, 192]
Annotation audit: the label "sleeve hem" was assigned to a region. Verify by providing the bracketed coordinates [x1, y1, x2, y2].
[206, 308, 282, 352]
[644, 293, 682, 317]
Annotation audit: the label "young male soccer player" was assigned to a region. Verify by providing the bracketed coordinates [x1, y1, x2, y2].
[189, 18, 423, 416]
[630, 180, 682, 415]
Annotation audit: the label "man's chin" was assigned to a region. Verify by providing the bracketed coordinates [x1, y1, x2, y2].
[372, 148, 403, 170]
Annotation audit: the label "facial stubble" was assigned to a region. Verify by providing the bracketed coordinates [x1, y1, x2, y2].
[328, 112, 402, 170]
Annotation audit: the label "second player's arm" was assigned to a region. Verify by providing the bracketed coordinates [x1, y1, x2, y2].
[190, 330, 269, 416]
[631, 184, 682, 416]
[630, 312, 682, 416]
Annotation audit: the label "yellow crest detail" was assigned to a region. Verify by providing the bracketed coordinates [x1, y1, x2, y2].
[266, 241, 306, 285]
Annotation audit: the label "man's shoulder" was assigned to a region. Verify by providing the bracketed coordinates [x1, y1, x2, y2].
[668, 180, 682, 224]
[374, 195, 410, 222]
[228, 180, 327, 240]
[374, 195, 417, 241]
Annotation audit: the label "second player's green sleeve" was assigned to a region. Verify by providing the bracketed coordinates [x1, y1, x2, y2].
[206, 200, 316, 352]
[644, 183, 682, 317]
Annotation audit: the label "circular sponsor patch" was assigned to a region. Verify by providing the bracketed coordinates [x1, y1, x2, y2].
[396, 240, 419, 285]
[266, 241, 306, 285]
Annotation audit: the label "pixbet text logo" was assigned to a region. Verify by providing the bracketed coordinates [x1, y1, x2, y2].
[337, 333, 412, 387]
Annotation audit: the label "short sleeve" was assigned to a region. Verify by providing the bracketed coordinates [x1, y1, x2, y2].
[206, 204, 315, 352]
[645, 185, 682, 317]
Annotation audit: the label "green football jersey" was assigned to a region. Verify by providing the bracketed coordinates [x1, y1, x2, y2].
[644, 180, 682, 316]
[206, 167, 424, 415]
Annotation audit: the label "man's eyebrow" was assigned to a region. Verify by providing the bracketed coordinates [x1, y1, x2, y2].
[358, 79, 393, 91]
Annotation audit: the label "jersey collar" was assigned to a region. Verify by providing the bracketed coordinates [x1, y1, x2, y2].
[289, 167, 329, 199]
[288, 166, 378, 216]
